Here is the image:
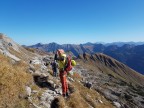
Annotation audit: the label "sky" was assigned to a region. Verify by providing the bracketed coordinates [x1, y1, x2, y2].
[0, 0, 144, 45]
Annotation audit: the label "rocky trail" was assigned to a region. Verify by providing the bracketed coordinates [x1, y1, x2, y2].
[24, 56, 115, 108]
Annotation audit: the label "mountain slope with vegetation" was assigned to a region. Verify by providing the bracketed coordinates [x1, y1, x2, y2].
[0, 34, 115, 108]
[1, 34, 144, 108]
[0, 54, 33, 108]
[76, 53, 144, 108]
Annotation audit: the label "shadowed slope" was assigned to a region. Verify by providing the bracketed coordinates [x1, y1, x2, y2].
[76, 53, 144, 108]
[78, 53, 144, 86]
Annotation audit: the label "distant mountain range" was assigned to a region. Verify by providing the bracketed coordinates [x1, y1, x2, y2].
[83, 41, 144, 46]
[104, 42, 144, 47]
[29, 42, 144, 75]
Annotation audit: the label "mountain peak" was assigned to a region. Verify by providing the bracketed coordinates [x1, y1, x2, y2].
[36, 43, 43, 46]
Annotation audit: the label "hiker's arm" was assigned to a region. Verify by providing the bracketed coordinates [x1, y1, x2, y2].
[58, 56, 64, 61]
[64, 58, 69, 72]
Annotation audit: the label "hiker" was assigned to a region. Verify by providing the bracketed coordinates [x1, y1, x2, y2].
[51, 60, 59, 77]
[56, 49, 76, 98]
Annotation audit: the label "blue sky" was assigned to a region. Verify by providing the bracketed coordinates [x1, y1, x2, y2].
[0, 0, 144, 45]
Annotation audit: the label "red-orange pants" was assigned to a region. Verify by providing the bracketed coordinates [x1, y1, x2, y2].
[60, 71, 68, 95]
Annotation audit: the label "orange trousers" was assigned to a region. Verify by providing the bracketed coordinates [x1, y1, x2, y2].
[60, 71, 68, 95]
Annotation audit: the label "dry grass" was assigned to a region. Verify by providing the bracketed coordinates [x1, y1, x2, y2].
[24, 47, 48, 56]
[66, 90, 89, 108]
[8, 46, 39, 62]
[51, 91, 89, 108]
[0, 54, 33, 108]
[9, 47, 22, 57]
[73, 72, 81, 79]
[53, 79, 115, 108]
[50, 77, 115, 108]
[72, 81, 115, 108]
[24, 47, 36, 53]
[51, 96, 66, 108]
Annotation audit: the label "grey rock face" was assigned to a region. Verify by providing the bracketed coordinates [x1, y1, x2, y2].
[0, 34, 21, 61]
[113, 101, 121, 108]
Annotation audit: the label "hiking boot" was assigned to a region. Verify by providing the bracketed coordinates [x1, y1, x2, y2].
[62, 94, 67, 98]
[66, 92, 69, 97]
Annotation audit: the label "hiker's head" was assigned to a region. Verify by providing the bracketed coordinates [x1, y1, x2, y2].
[71, 60, 76, 66]
[57, 49, 65, 56]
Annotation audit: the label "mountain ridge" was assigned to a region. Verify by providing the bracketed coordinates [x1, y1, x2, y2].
[75, 52, 144, 108]
[29, 42, 144, 75]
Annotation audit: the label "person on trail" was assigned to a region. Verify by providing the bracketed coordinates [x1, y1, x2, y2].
[51, 60, 59, 77]
[56, 49, 76, 98]
[54, 51, 58, 61]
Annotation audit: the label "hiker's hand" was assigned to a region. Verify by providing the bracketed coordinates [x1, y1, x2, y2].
[59, 56, 64, 61]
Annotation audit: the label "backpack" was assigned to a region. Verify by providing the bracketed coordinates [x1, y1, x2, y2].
[65, 56, 73, 72]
